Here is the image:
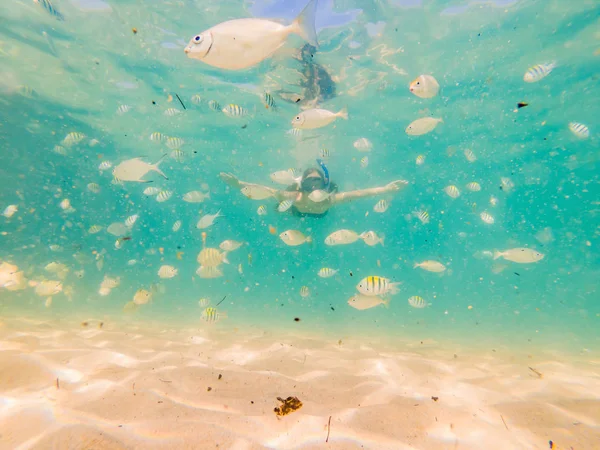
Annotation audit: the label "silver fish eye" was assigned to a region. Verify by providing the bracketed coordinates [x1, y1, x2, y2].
[193, 35, 202, 44]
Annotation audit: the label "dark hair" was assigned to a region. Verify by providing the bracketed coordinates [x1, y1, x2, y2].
[283, 167, 337, 194]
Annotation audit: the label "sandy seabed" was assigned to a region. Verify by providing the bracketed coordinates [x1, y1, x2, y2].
[0, 316, 598, 450]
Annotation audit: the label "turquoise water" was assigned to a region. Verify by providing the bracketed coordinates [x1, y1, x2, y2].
[0, 0, 599, 351]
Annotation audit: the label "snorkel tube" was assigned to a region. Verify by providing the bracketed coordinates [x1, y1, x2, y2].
[316, 158, 330, 190]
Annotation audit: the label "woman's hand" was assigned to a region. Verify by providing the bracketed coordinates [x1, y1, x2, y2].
[385, 179, 409, 193]
[219, 172, 241, 190]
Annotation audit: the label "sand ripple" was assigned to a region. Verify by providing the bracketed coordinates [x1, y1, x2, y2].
[0, 317, 598, 449]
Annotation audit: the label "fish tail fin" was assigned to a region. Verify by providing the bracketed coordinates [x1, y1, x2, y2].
[292, 0, 318, 47]
[438, 118, 444, 123]
[389, 283, 401, 295]
[359, 231, 367, 239]
[383, 298, 390, 308]
[306, 236, 313, 244]
[380, 234, 385, 246]
[413, 262, 419, 269]
[493, 250, 502, 260]
[337, 107, 348, 120]
[205, 192, 211, 199]
[153, 155, 169, 179]
[222, 252, 230, 264]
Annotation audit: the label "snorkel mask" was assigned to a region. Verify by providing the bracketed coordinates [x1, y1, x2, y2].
[300, 170, 327, 192]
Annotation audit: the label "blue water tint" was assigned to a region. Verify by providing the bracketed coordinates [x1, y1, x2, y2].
[0, 0, 599, 352]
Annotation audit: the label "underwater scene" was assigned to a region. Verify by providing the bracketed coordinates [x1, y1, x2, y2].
[1, 0, 599, 448]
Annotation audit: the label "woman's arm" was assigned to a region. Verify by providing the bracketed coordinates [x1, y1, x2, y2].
[332, 180, 408, 205]
[219, 172, 296, 202]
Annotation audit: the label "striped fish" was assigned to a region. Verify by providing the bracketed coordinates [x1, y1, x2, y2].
[191, 94, 202, 104]
[166, 136, 184, 149]
[172, 220, 182, 232]
[62, 131, 85, 147]
[523, 62, 556, 83]
[466, 182, 481, 192]
[408, 296, 428, 309]
[170, 149, 185, 162]
[257, 205, 267, 216]
[416, 155, 425, 165]
[444, 185, 460, 199]
[149, 132, 166, 142]
[318, 267, 338, 278]
[299, 286, 310, 298]
[263, 92, 276, 109]
[356, 276, 400, 296]
[416, 210, 429, 224]
[116, 104, 131, 115]
[34, 0, 64, 21]
[568, 122, 589, 139]
[277, 199, 294, 212]
[164, 108, 182, 117]
[208, 100, 221, 111]
[202, 307, 226, 323]
[53, 145, 67, 156]
[319, 148, 331, 159]
[222, 103, 249, 117]
[156, 190, 172, 203]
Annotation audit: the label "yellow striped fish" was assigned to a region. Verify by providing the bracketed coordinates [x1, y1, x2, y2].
[318, 267, 338, 278]
[62, 131, 85, 147]
[263, 92, 275, 109]
[166, 136, 184, 149]
[523, 62, 556, 83]
[408, 296, 428, 309]
[444, 185, 460, 199]
[415, 155, 425, 165]
[300, 286, 310, 298]
[416, 210, 429, 224]
[356, 276, 400, 296]
[208, 100, 221, 111]
[156, 190, 172, 203]
[257, 205, 267, 216]
[568, 122, 589, 139]
[222, 103, 250, 117]
[149, 132, 166, 142]
[202, 307, 226, 323]
[466, 182, 481, 192]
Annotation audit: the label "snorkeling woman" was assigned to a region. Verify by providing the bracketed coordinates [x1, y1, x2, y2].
[219, 160, 408, 218]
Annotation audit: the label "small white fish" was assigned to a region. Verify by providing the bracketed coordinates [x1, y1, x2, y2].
[158, 265, 178, 279]
[127, 259, 138, 266]
[405, 117, 443, 136]
[493, 248, 545, 264]
[347, 294, 388, 310]
[318, 267, 338, 278]
[238, 263, 243, 274]
[143, 186, 161, 195]
[117, 104, 131, 115]
[241, 185, 273, 200]
[319, 148, 331, 159]
[100, 276, 120, 290]
[360, 156, 369, 168]
[409, 74, 440, 99]
[183, 191, 210, 203]
[489, 196, 498, 207]
[373, 199, 389, 213]
[113, 157, 167, 183]
[257, 205, 267, 216]
[353, 138, 372, 152]
[191, 94, 202, 104]
[166, 136, 185, 149]
[523, 62, 556, 83]
[500, 177, 514, 192]
[197, 210, 222, 229]
[156, 190, 173, 203]
[291, 107, 348, 129]
[88, 225, 103, 234]
[416, 155, 425, 165]
[356, 276, 400, 296]
[568, 122, 589, 139]
[199, 298, 210, 307]
[133, 288, 152, 305]
[408, 295, 428, 309]
[360, 231, 384, 246]
[99, 161, 112, 171]
[49, 244, 62, 252]
[464, 149, 477, 163]
[277, 199, 294, 212]
[480, 211, 495, 224]
[287, 128, 302, 138]
[219, 240, 244, 252]
[87, 183, 100, 193]
[308, 190, 330, 203]
[125, 214, 138, 228]
[324, 229, 360, 246]
[270, 170, 301, 186]
[59, 198, 71, 210]
[164, 108, 182, 117]
[444, 185, 460, 199]
[222, 104, 250, 117]
[2, 205, 18, 218]
[299, 286, 310, 298]
[414, 260, 446, 273]
[279, 230, 311, 246]
[184, 0, 318, 70]
[172, 220, 182, 232]
[466, 182, 481, 192]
